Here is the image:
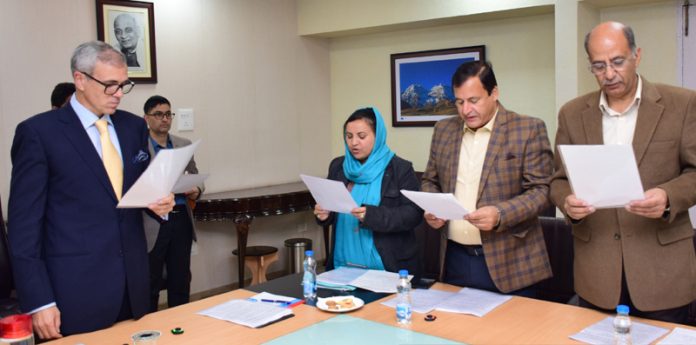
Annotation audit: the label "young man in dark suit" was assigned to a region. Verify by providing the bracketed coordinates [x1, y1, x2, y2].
[142, 95, 204, 312]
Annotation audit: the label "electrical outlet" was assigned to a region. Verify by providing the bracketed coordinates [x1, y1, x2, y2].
[297, 222, 308, 233]
[190, 241, 199, 256]
[178, 108, 194, 131]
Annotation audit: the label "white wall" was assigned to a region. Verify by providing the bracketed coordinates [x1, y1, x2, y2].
[329, 14, 556, 171]
[323, 1, 679, 164]
[0, 0, 332, 294]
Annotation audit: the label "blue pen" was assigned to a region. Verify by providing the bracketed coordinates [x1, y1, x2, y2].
[260, 299, 290, 305]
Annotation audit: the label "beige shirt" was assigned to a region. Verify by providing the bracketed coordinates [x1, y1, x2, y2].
[600, 75, 642, 145]
[449, 110, 498, 245]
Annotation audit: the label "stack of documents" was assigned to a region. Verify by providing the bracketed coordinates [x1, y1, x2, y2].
[316, 267, 412, 293]
[569, 317, 669, 345]
[381, 287, 512, 317]
[657, 327, 696, 344]
[198, 297, 293, 328]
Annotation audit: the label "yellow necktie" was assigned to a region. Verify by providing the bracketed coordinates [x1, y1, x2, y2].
[95, 119, 123, 200]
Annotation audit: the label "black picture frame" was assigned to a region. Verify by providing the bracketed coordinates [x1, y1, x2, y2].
[96, 0, 157, 83]
[390, 46, 485, 127]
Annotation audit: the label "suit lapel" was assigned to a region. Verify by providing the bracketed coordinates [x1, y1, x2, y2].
[59, 106, 118, 202]
[446, 118, 464, 193]
[478, 106, 507, 200]
[112, 113, 138, 192]
[581, 94, 604, 145]
[632, 80, 664, 165]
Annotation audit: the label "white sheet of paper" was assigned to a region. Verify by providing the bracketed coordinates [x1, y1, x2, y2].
[558, 145, 644, 208]
[349, 270, 411, 293]
[569, 316, 669, 345]
[172, 173, 209, 194]
[434, 288, 512, 317]
[689, 205, 696, 229]
[381, 289, 457, 314]
[118, 140, 200, 208]
[317, 266, 367, 286]
[400, 190, 469, 220]
[300, 174, 357, 214]
[198, 299, 292, 329]
[657, 327, 696, 345]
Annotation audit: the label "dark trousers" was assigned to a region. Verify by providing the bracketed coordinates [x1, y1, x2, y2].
[578, 269, 690, 325]
[149, 205, 194, 312]
[443, 240, 537, 298]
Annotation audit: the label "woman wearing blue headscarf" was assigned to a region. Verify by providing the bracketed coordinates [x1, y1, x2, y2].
[314, 107, 423, 276]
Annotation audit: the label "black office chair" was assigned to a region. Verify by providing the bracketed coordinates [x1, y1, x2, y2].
[1, 196, 21, 317]
[536, 216, 576, 304]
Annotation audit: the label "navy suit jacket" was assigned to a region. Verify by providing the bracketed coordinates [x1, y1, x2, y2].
[8, 105, 151, 335]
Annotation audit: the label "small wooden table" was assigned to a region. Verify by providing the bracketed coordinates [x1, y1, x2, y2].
[193, 182, 315, 288]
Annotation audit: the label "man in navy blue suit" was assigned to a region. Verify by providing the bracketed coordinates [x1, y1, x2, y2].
[7, 41, 174, 340]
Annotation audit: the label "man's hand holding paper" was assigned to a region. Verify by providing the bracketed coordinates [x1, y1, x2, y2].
[400, 190, 469, 221]
[118, 140, 201, 208]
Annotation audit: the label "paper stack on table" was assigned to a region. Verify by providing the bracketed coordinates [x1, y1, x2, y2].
[198, 297, 293, 328]
[569, 316, 669, 345]
[657, 327, 696, 345]
[317, 267, 412, 293]
[381, 287, 511, 317]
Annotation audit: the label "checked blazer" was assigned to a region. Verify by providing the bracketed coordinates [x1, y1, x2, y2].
[422, 105, 553, 293]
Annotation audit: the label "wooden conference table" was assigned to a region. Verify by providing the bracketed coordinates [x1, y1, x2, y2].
[47, 278, 693, 344]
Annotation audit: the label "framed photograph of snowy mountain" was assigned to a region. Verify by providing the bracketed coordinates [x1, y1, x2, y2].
[391, 46, 485, 127]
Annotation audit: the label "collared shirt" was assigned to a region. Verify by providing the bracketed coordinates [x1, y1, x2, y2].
[449, 109, 498, 245]
[69, 94, 124, 160]
[600, 75, 642, 145]
[149, 135, 188, 206]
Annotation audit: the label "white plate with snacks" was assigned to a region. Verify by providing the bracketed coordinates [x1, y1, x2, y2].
[316, 296, 364, 313]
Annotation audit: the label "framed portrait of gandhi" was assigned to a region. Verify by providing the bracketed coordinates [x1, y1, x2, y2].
[96, 0, 158, 83]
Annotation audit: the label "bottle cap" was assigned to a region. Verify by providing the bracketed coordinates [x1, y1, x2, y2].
[616, 304, 630, 314]
[0, 314, 33, 339]
[305, 250, 314, 256]
[398, 269, 408, 277]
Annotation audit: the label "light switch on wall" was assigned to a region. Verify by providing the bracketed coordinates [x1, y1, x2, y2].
[178, 108, 194, 131]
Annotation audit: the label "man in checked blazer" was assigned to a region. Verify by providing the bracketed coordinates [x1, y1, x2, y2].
[422, 60, 553, 296]
[550, 22, 696, 324]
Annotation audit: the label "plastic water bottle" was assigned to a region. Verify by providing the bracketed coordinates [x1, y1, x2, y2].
[613, 304, 632, 345]
[302, 250, 317, 301]
[395, 269, 412, 325]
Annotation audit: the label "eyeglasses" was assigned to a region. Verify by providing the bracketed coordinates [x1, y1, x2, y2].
[146, 111, 175, 120]
[80, 71, 135, 95]
[588, 57, 633, 75]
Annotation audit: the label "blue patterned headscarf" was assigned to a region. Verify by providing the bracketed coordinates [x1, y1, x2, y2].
[334, 107, 394, 270]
